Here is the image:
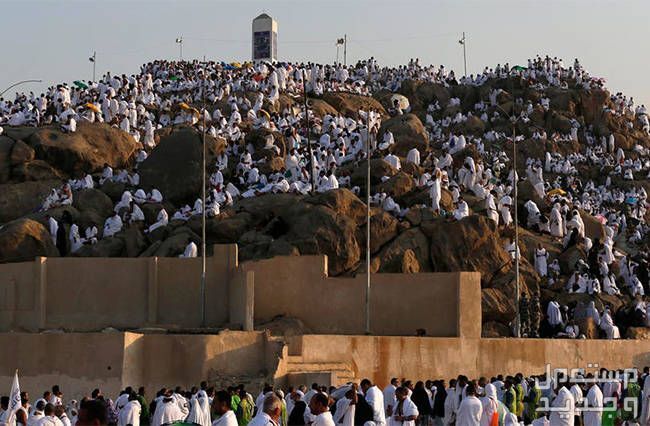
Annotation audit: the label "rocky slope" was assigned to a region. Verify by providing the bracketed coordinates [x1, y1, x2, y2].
[1, 75, 648, 337]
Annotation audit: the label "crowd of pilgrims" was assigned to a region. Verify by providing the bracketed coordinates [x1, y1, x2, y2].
[6, 370, 650, 426]
[1, 55, 650, 336]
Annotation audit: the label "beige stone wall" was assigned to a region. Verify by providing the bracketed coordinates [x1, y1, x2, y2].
[241, 257, 480, 337]
[2, 332, 650, 401]
[0, 331, 277, 402]
[0, 247, 477, 337]
[0, 245, 237, 332]
[292, 334, 650, 386]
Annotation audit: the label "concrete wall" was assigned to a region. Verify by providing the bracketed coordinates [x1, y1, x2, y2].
[3, 332, 650, 401]
[289, 334, 650, 387]
[0, 245, 237, 332]
[0, 331, 279, 402]
[241, 256, 481, 337]
[0, 247, 478, 337]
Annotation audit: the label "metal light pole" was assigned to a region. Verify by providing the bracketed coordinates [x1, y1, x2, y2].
[0, 79, 43, 98]
[89, 52, 96, 82]
[200, 78, 207, 328]
[176, 37, 183, 61]
[344, 34, 347, 66]
[336, 38, 345, 65]
[365, 123, 372, 335]
[459, 32, 467, 77]
[496, 104, 522, 338]
[302, 70, 316, 192]
[511, 119, 520, 339]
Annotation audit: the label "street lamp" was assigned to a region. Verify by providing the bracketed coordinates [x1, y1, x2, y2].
[89, 52, 96, 82]
[0, 79, 43, 98]
[458, 32, 468, 77]
[336, 37, 345, 64]
[494, 103, 523, 338]
[200, 78, 207, 328]
[365, 123, 373, 335]
[175, 37, 183, 61]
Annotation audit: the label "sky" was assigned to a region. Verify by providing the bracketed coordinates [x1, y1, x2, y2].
[2, 0, 650, 104]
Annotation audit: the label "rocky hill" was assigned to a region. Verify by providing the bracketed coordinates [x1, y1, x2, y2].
[1, 68, 649, 338]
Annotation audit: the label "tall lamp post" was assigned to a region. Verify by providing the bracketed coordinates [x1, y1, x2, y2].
[200, 78, 207, 328]
[495, 103, 523, 338]
[365, 127, 373, 335]
[0, 79, 43, 98]
[89, 52, 96, 82]
[175, 37, 183, 61]
[336, 38, 345, 64]
[458, 32, 468, 77]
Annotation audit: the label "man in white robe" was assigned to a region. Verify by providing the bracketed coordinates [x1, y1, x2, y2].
[46, 215, 58, 245]
[361, 379, 386, 426]
[456, 383, 481, 426]
[388, 387, 418, 426]
[535, 245, 548, 277]
[383, 379, 399, 417]
[309, 393, 335, 426]
[147, 208, 168, 233]
[599, 307, 620, 339]
[406, 148, 420, 166]
[429, 169, 442, 213]
[103, 212, 123, 238]
[117, 396, 141, 426]
[498, 195, 513, 226]
[151, 393, 187, 426]
[333, 388, 357, 426]
[180, 241, 198, 258]
[384, 153, 401, 170]
[548, 385, 575, 426]
[211, 391, 237, 426]
[485, 191, 499, 224]
[550, 204, 564, 238]
[583, 379, 602, 426]
[453, 198, 469, 221]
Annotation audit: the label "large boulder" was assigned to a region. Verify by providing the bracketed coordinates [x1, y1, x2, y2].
[482, 287, 516, 323]
[304, 189, 366, 226]
[0, 218, 59, 263]
[73, 235, 125, 257]
[377, 171, 415, 198]
[28, 123, 139, 176]
[322, 93, 386, 118]
[207, 212, 253, 243]
[578, 88, 609, 125]
[10, 140, 35, 166]
[350, 159, 398, 189]
[139, 126, 226, 205]
[73, 189, 114, 220]
[12, 160, 63, 182]
[280, 202, 361, 276]
[482, 321, 512, 338]
[626, 327, 650, 340]
[0, 136, 14, 183]
[360, 209, 398, 254]
[151, 228, 199, 257]
[308, 98, 338, 118]
[579, 210, 606, 241]
[376, 227, 431, 273]
[379, 114, 429, 157]
[246, 128, 286, 161]
[0, 180, 61, 224]
[398, 80, 451, 113]
[424, 216, 511, 282]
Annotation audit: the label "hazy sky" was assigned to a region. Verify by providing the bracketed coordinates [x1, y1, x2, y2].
[2, 0, 649, 104]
